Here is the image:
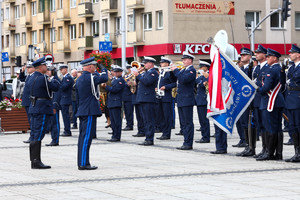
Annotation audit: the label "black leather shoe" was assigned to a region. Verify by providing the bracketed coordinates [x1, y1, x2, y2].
[23, 139, 30, 143]
[175, 132, 183, 136]
[122, 127, 133, 131]
[45, 141, 59, 146]
[285, 155, 300, 162]
[138, 141, 154, 146]
[60, 133, 72, 137]
[107, 138, 120, 142]
[156, 136, 170, 140]
[283, 140, 294, 145]
[71, 126, 78, 129]
[196, 128, 201, 131]
[210, 150, 227, 154]
[31, 159, 51, 169]
[232, 141, 248, 148]
[176, 145, 193, 150]
[241, 149, 255, 157]
[105, 124, 111, 128]
[78, 165, 98, 170]
[132, 133, 145, 137]
[108, 132, 113, 135]
[195, 138, 210, 143]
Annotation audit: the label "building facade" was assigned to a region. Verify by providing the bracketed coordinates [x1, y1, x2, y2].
[1, 0, 299, 78]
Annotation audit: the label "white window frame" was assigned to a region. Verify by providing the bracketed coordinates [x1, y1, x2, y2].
[270, 11, 284, 30]
[5, 7, 9, 20]
[128, 14, 135, 32]
[79, 23, 84, 38]
[58, 0, 63, 9]
[15, 6, 20, 19]
[1, 9, 3, 22]
[143, 12, 152, 31]
[70, 24, 76, 40]
[15, 34, 20, 47]
[22, 4, 26, 16]
[22, 32, 26, 45]
[102, 19, 108, 35]
[115, 17, 121, 35]
[31, 2, 37, 16]
[50, 0, 56, 12]
[32, 31, 37, 45]
[92, 0, 99, 3]
[245, 11, 261, 29]
[70, 0, 77, 8]
[40, 30, 44, 43]
[295, 12, 300, 30]
[157, 11, 163, 30]
[58, 27, 63, 41]
[50, 28, 56, 43]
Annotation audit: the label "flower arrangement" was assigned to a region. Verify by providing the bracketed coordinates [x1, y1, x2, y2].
[99, 94, 105, 113]
[90, 52, 112, 71]
[0, 98, 23, 110]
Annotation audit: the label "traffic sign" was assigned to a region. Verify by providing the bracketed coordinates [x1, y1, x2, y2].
[2, 52, 9, 62]
[99, 41, 112, 52]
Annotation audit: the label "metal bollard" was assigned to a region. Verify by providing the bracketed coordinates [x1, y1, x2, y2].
[0, 118, 3, 136]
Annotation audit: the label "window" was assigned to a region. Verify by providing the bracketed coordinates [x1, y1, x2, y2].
[5, 7, 9, 20]
[22, 4, 26, 16]
[245, 11, 260, 28]
[157, 11, 163, 29]
[50, 0, 56, 12]
[31, 2, 37, 16]
[128, 14, 135, 32]
[115, 17, 121, 35]
[6, 35, 9, 48]
[22, 32, 26, 45]
[32, 31, 37, 44]
[143, 13, 152, 31]
[91, 21, 99, 37]
[50, 28, 56, 42]
[40, 30, 44, 42]
[70, 24, 76, 40]
[71, 0, 77, 8]
[296, 12, 300, 29]
[58, 27, 63, 40]
[102, 19, 108, 34]
[270, 12, 283, 29]
[1, 9, 3, 22]
[15, 34, 20, 47]
[39, 0, 44, 12]
[92, 0, 99, 3]
[79, 23, 84, 38]
[15, 6, 20, 19]
[58, 0, 63, 9]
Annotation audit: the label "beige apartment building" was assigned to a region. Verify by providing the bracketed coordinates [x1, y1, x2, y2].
[1, 0, 300, 78]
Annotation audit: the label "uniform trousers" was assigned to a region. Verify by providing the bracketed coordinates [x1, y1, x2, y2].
[72, 101, 78, 127]
[172, 98, 176, 128]
[236, 108, 249, 143]
[214, 125, 227, 151]
[140, 102, 155, 141]
[30, 114, 50, 141]
[110, 107, 122, 140]
[159, 102, 173, 138]
[287, 109, 300, 135]
[155, 99, 163, 131]
[197, 105, 210, 141]
[123, 101, 134, 129]
[261, 108, 283, 134]
[61, 105, 71, 134]
[50, 111, 60, 144]
[253, 107, 264, 136]
[178, 106, 194, 147]
[134, 104, 145, 135]
[25, 106, 32, 140]
[78, 115, 97, 167]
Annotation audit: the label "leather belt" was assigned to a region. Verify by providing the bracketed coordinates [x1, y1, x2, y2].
[288, 86, 300, 91]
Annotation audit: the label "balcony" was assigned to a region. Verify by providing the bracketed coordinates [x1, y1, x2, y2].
[4, 47, 15, 58]
[20, 16, 32, 28]
[101, 0, 118, 14]
[5, 0, 16, 3]
[37, 13, 51, 25]
[20, 45, 28, 55]
[127, 32, 144, 46]
[56, 9, 71, 21]
[127, 0, 145, 9]
[57, 40, 71, 53]
[4, 20, 16, 31]
[78, 36, 94, 50]
[78, 2, 94, 18]
[37, 43, 47, 54]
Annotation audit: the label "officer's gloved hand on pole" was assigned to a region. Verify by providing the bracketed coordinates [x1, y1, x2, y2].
[281, 58, 289, 72]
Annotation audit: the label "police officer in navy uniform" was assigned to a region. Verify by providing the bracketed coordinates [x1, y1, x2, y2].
[59, 65, 74, 137]
[20, 61, 35, 143]
[195, 60, 210, 143]
[283, 44, 300, 162]
[133, 57, 159, 145]
[131, 63, 145, 137]
[256, 49, 285, 161]
[156, 57, 176, 140]
[46, 67, 61, 146]
[122, 64, 134, 131]
[103, 65, 125, 142]
[76, 57, 108, 170]
[28, 57, 60, 169]
[171, 52, 196, 150]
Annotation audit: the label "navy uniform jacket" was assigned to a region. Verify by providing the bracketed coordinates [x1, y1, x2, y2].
[195, 75, 208, 106]
[122, 80, 132, 102]
[136, 68, 159, 103]
[132, 79, 140, 105]
[52, 76, 62, 110]
[258, 63, 285, 110]
[253, 61, 268, 108]
[60, 73, 74, 105]
[28, 72, 60, 115]
[281, 62, 300, 109]
[76, 70, 108, 117]
[158, 71, 176, 103]
[173, 65, 196, 107]
[106, 77, 125, 108]
[21, 72, 34, 107]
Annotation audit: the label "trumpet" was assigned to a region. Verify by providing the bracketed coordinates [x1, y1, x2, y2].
[159, 61, 185, 72]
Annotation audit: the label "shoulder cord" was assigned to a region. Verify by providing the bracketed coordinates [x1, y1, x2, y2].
[44, 75, 53, 99]
[91, 73, 99, 100]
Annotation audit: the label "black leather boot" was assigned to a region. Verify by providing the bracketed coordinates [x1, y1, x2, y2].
[31, 141, 51, 169]
[254, 131, 266, 158]
[257, 133, 276, 161]
[285, 132, 300, 162]
[275, 132, 283, 160]
[242, 128, 256, 157]
[236, 128, 249, 156]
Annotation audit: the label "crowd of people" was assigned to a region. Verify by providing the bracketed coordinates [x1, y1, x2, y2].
[15, 43, 300, 170]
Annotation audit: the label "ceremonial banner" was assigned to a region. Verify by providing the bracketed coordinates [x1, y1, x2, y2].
[207, 49, 257, 135]
[173, 0, 235, 15]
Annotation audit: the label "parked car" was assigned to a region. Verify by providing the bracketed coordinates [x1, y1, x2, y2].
[2, 83, 13, 99]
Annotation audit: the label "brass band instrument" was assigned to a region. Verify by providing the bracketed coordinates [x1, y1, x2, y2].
[124, 61, 145, 94]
